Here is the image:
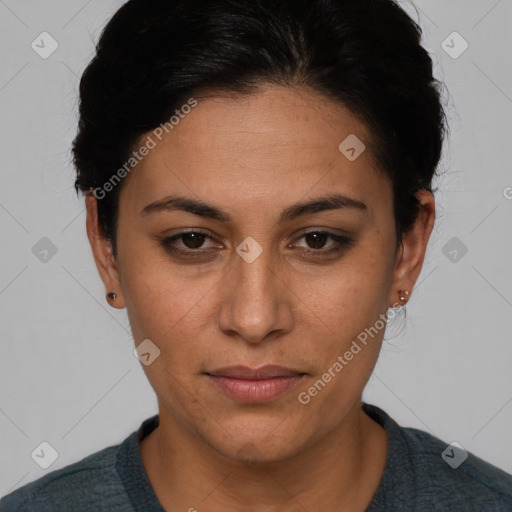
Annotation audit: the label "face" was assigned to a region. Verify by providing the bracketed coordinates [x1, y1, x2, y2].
[87, 84, 434, 463]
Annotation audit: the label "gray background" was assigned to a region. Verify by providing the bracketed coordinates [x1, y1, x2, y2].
[1, 0, 511, 497]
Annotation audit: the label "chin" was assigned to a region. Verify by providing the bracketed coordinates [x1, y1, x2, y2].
[202, 420, 309, 466]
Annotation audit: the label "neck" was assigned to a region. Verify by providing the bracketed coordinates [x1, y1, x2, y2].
[140, 400, 387, 511]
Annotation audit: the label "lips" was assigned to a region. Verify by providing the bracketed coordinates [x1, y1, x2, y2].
[207, 365, 305, 379]
[205, 365, 307, 403]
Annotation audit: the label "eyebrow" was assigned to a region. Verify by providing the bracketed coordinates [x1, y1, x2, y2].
[141, 193, 368, 223]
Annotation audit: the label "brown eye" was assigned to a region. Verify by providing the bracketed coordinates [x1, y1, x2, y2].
[292, 231, 355, 257]
[180, 232, 207, 249]
[304, 232, 329, 249]
[162, 230, 220, 256]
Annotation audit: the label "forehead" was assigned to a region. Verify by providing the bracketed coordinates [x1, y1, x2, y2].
[119, 85, 389, 219]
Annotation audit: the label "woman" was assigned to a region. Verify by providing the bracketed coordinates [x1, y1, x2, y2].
[2, 0, 511, 510]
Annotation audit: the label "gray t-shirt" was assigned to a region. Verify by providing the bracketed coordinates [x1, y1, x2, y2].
[1, 403, 511, 511]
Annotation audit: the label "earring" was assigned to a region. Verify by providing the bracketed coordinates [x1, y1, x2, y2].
[106, 291, 117, 302]
[398, 289, 410, 304]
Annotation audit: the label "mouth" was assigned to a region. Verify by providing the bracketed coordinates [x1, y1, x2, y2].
[205, 365, 307, 403]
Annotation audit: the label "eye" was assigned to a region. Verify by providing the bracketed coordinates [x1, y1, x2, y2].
[292, 230, 354, 255]
[162, 230, 220, 255]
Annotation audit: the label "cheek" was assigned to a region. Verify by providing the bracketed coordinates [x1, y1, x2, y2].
[118, 252, 229, 394]
[310, 247, 393, 334]
[300, 270, 390, 425]
[123, 268, 210, 352]
[299, 241, 394, 406]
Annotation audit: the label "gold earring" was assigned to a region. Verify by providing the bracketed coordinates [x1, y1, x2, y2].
[398, 289, 410, 304]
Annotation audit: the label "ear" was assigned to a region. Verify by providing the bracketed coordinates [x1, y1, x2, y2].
[389, 190, 436, 307]
[85, 193, 126, 309]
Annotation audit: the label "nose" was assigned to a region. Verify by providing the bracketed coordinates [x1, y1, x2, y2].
[216, 247, 294, 345]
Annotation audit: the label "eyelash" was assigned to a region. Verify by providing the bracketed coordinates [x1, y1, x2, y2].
[161, 229, 354, 258]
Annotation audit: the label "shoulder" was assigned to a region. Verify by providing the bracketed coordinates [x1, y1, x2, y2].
[401, 425, 512, 509]
[363, 403, 512, 511]
[0, 442, 129, 512]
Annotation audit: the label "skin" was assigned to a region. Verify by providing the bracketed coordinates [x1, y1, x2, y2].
[86, 84, 435, 511]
